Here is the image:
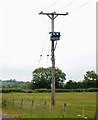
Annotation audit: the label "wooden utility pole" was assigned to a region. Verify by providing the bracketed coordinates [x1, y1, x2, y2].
[39, 11, 68, 105]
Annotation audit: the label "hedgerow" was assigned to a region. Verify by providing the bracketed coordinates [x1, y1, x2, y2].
[1, 88, 98, 93]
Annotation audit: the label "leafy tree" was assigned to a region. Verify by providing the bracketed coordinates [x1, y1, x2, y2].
[76, 81, 84, 88]
[29, 67, 66, 89]
[83, 70, 98, 88]
[64, 80, 78, 89]
[84, 71, 98, 81]
[64, 70, 98, 89]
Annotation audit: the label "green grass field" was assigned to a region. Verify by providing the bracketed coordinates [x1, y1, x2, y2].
[2, 92, 96, 118]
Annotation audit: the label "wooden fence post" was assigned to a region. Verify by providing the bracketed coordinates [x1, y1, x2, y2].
[44, 101, 46, 110]
[39, 100, 40, 107]
[49, 102, 51, 112]
[63, 103, 67, 118]
[29, 99, 31, 104]
[82, 104, 85, 118]
[21, 99, 23, 107]
[95, 104, 98, 120]
[13, 98, 14, 104]
[32, 100, 34, 107]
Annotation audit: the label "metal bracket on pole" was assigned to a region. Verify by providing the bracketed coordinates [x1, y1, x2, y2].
[39, 11, 69, 19]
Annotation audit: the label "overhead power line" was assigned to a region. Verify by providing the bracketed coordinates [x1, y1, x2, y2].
[43, 0, 60, 12]
[58, 0, 96, 32]
[69, 0, 96, 13]
[56, 0, 76, 12]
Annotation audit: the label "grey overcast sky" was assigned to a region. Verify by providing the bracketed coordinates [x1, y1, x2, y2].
[0, 0, 97, 82]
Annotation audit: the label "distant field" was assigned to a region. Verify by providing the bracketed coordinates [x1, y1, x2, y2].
[2, 92, 96, 118]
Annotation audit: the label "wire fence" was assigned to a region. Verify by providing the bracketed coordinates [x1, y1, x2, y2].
[6, 98, 96, 118]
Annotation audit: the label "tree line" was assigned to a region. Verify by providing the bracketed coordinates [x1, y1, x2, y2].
[1, 67, 97, 90]
[28, 67, 98, 90]
[1, 79, 30, 89]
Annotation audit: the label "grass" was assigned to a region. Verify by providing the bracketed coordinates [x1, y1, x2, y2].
[2, 92, 96, 118]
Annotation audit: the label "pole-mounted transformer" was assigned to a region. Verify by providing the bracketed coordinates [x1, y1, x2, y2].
[49, 32, 61, 41]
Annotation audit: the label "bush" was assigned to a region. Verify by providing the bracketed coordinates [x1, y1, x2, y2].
[2, 88, 26, 93]
[2, 97, 7, 108]
[34, 89, 51, 93]
[26, 90, 34, 93]
[72, 89, 87, 92]
[0, 89, 2, 93]
[55, 89, 71, 92]
[88, 88, 98, 92]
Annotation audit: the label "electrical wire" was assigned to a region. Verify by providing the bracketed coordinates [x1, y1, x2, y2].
[58, 0, 96, 32]
[38, 29, 50, 67]
[37, 15, 51, 67]
[41, 16, 49, 28]
[46, 39, 51, 67]
[59, 17, 67, 32]
[46, 40, 58, 67]
[38, 36, 47, 67]
[46, 40, 57, 67]
[43, 0, 60, 12]
[38, 0, 96, 67]
[46, 54, 50, 67]
[69, 0, 96, 13]
[54, 0, 76, 32]
[56, 0, 76, 12]
[54, 41, 57, 51]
